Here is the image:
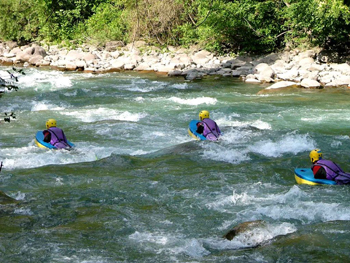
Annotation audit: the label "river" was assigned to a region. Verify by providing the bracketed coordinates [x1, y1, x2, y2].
[1, 66, 350, 262]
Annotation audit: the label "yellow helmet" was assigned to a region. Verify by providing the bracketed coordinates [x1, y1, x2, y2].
[46, 119, 57, 129]
[309, 149, 322, 163]
[199, 110, 210, 121]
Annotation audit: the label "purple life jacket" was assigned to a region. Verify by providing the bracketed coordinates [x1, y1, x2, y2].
[312, 159, 350, 184]
[201, 118, 221, 141]
[44, 127, 69, 149]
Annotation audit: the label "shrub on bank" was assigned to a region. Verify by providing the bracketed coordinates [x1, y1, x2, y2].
[0, 0, 349, 54]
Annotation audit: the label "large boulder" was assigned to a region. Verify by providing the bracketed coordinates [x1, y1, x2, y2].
[255, 63, 275, 82]
[300, 78, 322, 88]
[191, 50, 212, 66]
[15, 46, 47, 63]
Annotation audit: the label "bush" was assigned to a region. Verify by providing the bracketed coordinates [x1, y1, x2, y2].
[0, 0, 349, 54]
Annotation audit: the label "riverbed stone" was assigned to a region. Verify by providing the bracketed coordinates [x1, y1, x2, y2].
[191, 50, 213, 65]
[231, 70, 242, 77]
[271, 60, 287, 74]
[28, 55, 45, 66]
[325, 76, 350, 88]
[329, 63, 350, 75]
[300, 78, 321, 88]
[223, 220, 266, 241]
[135, 62, 153, 71]
[230, 58, 250, 69]
[168, 70, 183, 77]
[0, 57, 14, 65]
[266, 81, 300, 90]
[15, 46, 47, 63]
[110, 59, 125, 70]
[2, 40, 350, 90]
[0, 190, 18, 205]
[105, 41, 124, 52]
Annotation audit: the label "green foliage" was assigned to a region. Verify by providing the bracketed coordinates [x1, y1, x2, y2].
[77, 0, 129, 44]
[0, 0, 349, 53]
[0, 0, 42, 42]
[175, 0, 284, 53]
[38, 0, 107, 42]
[283, 0, 350, 48]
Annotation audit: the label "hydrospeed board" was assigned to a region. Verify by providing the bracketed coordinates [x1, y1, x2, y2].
[294, 168, 336, 185]
[35, 131, 75, 150]
[188, 120, 206, 141]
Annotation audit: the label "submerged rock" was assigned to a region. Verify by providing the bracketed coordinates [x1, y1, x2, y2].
[0, 190, 18, 204]
[223, 220, 266, 241]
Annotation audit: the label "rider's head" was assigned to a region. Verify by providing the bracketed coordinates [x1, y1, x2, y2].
[199, 110, 210, 121]
[309, 149, 322, 163]
[46, 119, 57, 129]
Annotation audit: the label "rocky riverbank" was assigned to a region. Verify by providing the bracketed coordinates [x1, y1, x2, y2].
[1, 40, 350, 92]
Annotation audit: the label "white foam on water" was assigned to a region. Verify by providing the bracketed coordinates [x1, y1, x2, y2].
[170, 83, 189, 90]
[10, 191, 26, 200]
[331, 140, 342, 148]
[31, 101, 66, 111]
[178, 239, 211, 258]
[126, 80, 167, 92]
[229, 185, 308, 207]
[130, 149, 153, 155]
[52, 254, 108, 263]
[14, 207, 33, 215]
[19, 70, 73, 90]
[204, 182, 279, 212]
[129, 231, 170, 245]
[250, 120, 272, 130]
[219, 119, 271, 130]
[207, 185, 350, 225]
[129, 231, 210, 259]
[202, 145, 250, 164]
[249, 132, 316, 158]
[253, 201, 350, 223]
[0, 142, 116, 170]
[61, 108, 147, 123]
[167, 96, 217, 105]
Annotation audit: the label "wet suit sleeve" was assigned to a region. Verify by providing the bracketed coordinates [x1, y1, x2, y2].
[196, 122, 204, 134]
[43, 131, 51, 143]
[312, 165, 327, 179]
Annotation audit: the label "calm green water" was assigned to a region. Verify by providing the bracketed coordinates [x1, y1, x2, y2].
[1, 66, 350, 262]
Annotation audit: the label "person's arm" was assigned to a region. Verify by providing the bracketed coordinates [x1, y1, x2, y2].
[312, 165, 327, 179]
[43, 131, 51, 143]
[196, 122, 204, 134]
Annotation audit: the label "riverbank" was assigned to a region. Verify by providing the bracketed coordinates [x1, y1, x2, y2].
[1, 40, 350, 92]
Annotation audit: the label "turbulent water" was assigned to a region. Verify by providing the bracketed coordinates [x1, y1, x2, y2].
[1, 66, 350, 262]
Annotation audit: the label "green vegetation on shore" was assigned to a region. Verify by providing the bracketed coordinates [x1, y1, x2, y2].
[0, 0, 349, 53]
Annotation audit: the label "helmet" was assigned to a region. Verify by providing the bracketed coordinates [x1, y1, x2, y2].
[199, 110, 210, 121]
[46, 119, 57, 129]
[309, 149, 322, 163]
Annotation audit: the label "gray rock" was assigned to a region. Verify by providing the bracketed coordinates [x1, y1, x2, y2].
[105, 41, 124, 52]
[223, 220, 266, 241]
[0, 190, 18, 205]
[300, 78, 321, 88]
[262, 81, 300, 92]
[231, 70, 242, 77]
[168, 70, 183, 77]
[15, 46, 46, 63]
[191, 50, 212, 65]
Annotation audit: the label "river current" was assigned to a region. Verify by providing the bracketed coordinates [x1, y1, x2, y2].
[1, 66, 350, 262]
